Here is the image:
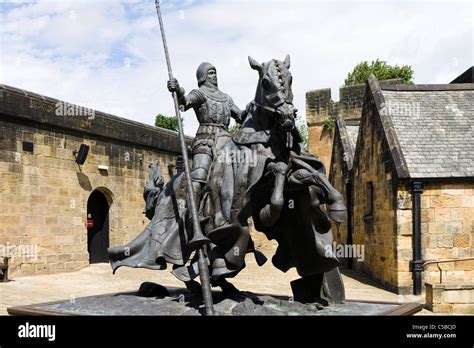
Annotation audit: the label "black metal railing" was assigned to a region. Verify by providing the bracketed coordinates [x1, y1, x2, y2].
[423, 257, 474, 284]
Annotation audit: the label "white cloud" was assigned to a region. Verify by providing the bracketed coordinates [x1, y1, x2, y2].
[0, 0, 472, 136]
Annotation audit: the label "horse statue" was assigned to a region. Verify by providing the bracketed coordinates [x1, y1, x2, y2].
[108, 55, 347, 305]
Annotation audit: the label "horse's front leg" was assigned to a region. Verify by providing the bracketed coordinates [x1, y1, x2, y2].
[289, 157, 347, 223]
[259, 161, 288, 227]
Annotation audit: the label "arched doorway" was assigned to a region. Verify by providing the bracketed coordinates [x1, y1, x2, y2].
[87, 190, 110, 263]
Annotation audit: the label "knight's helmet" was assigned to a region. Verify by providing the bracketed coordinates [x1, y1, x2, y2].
[196, 62, 216, 86]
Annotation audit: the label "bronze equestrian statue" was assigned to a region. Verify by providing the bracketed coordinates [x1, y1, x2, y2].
[108, 56, 347, 307]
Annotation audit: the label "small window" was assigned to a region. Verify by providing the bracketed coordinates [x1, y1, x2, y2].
[22, 141, 34, 153]
[364, 182, 374, 224]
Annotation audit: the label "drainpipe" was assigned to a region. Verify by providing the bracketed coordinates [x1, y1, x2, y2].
[410, 181, 423, 295]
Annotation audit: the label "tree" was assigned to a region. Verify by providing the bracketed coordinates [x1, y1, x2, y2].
[228, 122, 241, 136]
[155, 113, 182, 132]
[344, 59, 414, 85]
[296, 115, 308, 151]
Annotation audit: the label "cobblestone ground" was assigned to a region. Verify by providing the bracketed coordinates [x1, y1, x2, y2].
[0, 251, 434, 315]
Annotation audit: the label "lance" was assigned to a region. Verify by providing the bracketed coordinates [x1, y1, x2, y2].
[154, 0, 214, 315]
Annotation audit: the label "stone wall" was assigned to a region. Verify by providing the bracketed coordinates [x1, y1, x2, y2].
[353, 162, 474, 295]
[306, 79, 402, 170]
[306, 84, 367, 125]
[0, 85, 189, 277]
[306, 84, 366, 170]
[426, 283, 474, 314]
[306, 88, 339, 171]
[422, 182, 474, 283]
[393, 186, 414, 293]
[307, 126, 333, 172]
[395, 182, 474, 292]
[352, 98, 400, 293]
[328, 127, 349, 251]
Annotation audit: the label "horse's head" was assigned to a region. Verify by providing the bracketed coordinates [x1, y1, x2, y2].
[248, 55, 296, 130]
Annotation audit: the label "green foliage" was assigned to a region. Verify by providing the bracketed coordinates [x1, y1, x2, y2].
[296, 115, 308, 151]
[344, 59, 414, 85]
[155, 113, 182, 132]
[228, 123, 241, 135]
[323, 117, 335, 129]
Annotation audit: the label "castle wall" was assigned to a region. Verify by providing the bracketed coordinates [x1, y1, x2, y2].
[0, 85, 189, 276]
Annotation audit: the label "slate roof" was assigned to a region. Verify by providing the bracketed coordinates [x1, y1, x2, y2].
[332, 115, 360, 183]
[376, 82, 474, 179]
[450, 66, 473, 83]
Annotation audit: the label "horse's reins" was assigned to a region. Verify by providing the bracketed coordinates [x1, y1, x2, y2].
[249, 101, 297, 149]
[250, 99, 296, 118]
[249, 100, 283, 115]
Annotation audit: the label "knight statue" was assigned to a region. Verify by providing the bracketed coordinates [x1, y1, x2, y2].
[167, 63, 246, 204]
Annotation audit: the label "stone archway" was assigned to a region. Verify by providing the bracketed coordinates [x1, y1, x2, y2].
[87, 189, 112, 263]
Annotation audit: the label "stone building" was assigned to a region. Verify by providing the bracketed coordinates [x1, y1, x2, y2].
[305, 79, 402, 268]
[328, 115, 359, 268]
[305, 79, 402, 171]
[327, 75, 474, 295]
[0, 84, 191, 277]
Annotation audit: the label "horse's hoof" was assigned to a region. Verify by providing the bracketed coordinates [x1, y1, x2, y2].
[185, 280, 202, 296]
[212, 278, 241, 298]
[305, 302, 324, 311]
[313, 297, 329, 307]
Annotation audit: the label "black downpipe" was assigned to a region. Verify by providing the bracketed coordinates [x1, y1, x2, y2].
[411, 181, 423, 295]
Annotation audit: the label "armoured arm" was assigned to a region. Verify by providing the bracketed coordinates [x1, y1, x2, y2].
[230, 99, 247, 124]
[182, 90, 206, 111]
[167, 79, 205, 111]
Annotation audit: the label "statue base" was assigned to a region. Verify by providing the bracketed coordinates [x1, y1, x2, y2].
[7, 282, 422, 316]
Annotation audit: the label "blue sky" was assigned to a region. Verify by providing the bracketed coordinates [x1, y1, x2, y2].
[0, 0, 472, 135]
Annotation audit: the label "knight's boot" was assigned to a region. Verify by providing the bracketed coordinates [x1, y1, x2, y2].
[184, 181, 202, 226]
[189, 180, 203, 214]
[311, 171, 347, 223]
